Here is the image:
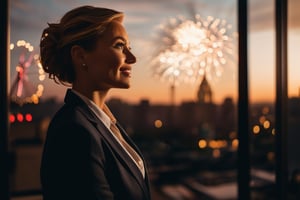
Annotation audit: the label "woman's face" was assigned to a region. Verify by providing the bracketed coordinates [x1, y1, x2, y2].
[83, 21, 136, 91]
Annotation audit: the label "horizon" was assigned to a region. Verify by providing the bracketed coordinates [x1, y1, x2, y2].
[34, 89, 294, 107]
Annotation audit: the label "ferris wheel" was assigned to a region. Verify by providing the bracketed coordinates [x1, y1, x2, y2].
[10, 40, 45, 105]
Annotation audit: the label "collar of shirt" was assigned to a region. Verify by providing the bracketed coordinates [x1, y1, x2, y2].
[71, 89, 112, 129]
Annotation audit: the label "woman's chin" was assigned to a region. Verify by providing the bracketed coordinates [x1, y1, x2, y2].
[116, 82, 130, 89]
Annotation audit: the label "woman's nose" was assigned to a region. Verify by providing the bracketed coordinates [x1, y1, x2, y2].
[125, 49, 136, 64]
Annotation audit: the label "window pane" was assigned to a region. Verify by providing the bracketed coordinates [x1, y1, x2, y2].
[9, 1, 238, 199]
[248, 0, 276, 199]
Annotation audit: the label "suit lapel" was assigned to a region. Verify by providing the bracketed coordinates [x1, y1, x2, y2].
[94, 122, 150, 196]
[116, 122, 150, 167]
[116, 122, 151, 197]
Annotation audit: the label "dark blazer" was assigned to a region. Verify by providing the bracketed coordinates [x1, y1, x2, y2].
[40, 89, 151, 200]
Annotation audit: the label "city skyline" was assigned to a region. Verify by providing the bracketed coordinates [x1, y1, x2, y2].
[9, 0, 300, 105]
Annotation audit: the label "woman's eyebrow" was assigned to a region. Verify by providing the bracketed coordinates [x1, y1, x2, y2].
[112, 36, 129, 45]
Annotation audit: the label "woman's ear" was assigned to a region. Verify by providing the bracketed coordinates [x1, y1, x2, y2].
[71, 45, 87, 69]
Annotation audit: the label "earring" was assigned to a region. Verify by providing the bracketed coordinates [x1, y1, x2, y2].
[81, 63, 88, 71]
[82, 63, 88, 71]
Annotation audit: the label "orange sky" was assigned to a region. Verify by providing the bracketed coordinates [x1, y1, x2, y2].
[9, 0, 300, 106]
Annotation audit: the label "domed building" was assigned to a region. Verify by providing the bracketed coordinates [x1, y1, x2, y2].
[197, 74, 213, 104]
[193, 75, 216, 138]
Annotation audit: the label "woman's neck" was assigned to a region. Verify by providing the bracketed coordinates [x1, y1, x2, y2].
[72, 85, 108, 109]
[92, 91, 107, 109]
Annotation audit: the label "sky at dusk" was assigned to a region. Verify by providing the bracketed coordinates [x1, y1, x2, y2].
[9, 0, 300, 105]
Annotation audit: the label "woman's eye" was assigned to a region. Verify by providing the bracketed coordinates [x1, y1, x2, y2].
[115, 42, 125, 49]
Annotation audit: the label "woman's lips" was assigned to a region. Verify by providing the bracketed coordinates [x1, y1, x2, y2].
[120, 67, 132, 77]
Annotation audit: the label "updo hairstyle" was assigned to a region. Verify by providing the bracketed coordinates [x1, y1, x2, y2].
[40, 5, 124, 85]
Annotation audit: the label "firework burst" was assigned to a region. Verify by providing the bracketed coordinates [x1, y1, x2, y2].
[151, 14, 236, 86]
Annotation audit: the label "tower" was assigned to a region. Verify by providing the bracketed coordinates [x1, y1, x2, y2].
[195, 74, 216, 139]
[197, 74, 213, 104]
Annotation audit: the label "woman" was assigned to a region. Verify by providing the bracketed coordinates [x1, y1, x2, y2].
[40, 5, 151, 200]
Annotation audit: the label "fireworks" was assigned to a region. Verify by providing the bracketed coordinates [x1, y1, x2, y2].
[151, 14, 236, 86]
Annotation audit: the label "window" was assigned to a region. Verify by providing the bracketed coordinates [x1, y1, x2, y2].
[1, 0, 297, 199]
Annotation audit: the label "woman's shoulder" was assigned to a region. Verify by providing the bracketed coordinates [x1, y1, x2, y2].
[47, 103, 107, 140]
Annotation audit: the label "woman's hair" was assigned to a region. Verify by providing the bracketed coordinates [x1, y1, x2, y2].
[40, 5, 124, 85]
